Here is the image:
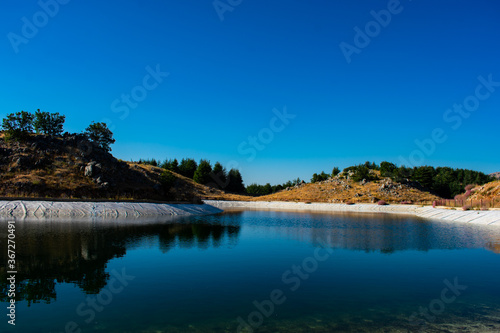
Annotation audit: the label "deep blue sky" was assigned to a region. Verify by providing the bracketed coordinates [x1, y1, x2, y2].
[1, 0, 499, 185]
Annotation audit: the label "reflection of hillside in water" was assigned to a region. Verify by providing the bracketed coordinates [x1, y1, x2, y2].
[243, 211, 500, 254]
[0, 218, 241, 305]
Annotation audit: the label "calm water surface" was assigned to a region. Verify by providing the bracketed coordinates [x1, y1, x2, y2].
[1, 210, 500, 332]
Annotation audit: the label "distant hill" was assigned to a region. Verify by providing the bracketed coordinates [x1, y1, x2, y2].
[469, 180, 500, 200]
[254, 171, 440, 204]
[490, 172, 500, 179]
[0, 133, 250, 202]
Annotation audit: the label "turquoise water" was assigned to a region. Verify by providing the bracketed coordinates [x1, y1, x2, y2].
[1, 210, 500, 332]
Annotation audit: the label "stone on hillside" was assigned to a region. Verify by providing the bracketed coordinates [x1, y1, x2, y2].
[84, 161, 101, 177]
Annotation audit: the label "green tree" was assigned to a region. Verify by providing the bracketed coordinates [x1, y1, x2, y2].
[331, 167, 341, 177]
[380, 161, 397, 177]
[178, 158, 197, 179]
[311, 171, 330, 183]
[246, 183, 261, 196]
[1, 111, 34, 141]
[193, 160, 213, 185]
[84, 122, 115, 152]
[413, 166, 435, 189]
[209, 161, 228, 189]
[171, 158, 179, 173]
[364, 161, 379, 170]
[351, 165, 377, 182]
[226, 169, 245, 193]
[33, 109, 65, 136]
[162, 158, 180, 173]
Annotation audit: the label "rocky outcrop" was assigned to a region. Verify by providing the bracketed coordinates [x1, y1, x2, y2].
[490, 172, 500, 179]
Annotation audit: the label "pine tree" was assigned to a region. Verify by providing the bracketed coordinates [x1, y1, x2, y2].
[193, 160, 213, 185]
[226, 169, 245, 193]
[210, 161, 228, 189]
[178, 158, 197, 178]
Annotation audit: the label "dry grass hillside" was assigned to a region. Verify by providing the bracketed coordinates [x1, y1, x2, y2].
[0, 133, 250, 202]
[0, 132, 453, 205]
[253, 172, 440, 204]
[469, 180, 500, 200]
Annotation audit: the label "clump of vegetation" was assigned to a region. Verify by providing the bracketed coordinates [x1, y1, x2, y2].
[246, 178, 302, 196]
[193, 159, 213, 185]
[379, 161, 493, 199]
[159, 170, 176, 192]
[2, 109, 116, 153]
[343, 163, 379, 182]
[162, 158, 179, 173]
[2, 111, 35, 141]
[226, 169, 245, 193]
[311, 171, 330, 183]
[156, 157, 246, 193]
[33, 110, 65, 136]
[464, 184, 476, 191]
[178, 158, 198, 179]
[209, 162, 228, 189]
[84, 122, 116, 152]
[138, 158, 160, 167]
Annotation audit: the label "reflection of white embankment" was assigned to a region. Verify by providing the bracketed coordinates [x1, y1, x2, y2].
[0, 201, 222, 221]
[2, 200, 500, 226]
[205, 200, 500, 227]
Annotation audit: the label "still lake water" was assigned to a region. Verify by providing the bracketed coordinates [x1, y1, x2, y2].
[1, 210, 500, 332]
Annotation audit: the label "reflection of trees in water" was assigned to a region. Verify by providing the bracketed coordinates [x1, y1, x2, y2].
[0, 219, 241, 305]
[159, 224, 239, 252]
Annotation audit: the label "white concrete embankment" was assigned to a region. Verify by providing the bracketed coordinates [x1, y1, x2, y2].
[205, 200, 500, 227]
[0, 200, 222, 221]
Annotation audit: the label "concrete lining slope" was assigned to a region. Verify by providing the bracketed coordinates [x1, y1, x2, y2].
[206, 200, 500, 227]
[0, 200, 222, 222]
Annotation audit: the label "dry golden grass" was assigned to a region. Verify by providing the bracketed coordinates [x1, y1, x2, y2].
[124, 163, 252, 201]
[252, 175, 440, 204]
[0, 132, 441, 204]
[470, 180, 500, 200]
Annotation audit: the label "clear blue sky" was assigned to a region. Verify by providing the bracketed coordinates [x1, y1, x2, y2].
[1, 0, 499, 185]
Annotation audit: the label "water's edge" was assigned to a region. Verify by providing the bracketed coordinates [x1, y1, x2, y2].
[206, 200, 500, 227]
[1, 199, 500, 226]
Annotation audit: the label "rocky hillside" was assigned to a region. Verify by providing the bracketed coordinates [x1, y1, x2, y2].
[0, 133, 250, 202]
[469, 180, 500, 200]
[490, 172, 500, 179]
[254, 172, 440, 204]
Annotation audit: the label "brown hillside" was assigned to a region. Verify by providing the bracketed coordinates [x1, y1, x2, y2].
[253, 172, 440, 204]
[0, 133, 250, 202]
[470, 180, 500, 200]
